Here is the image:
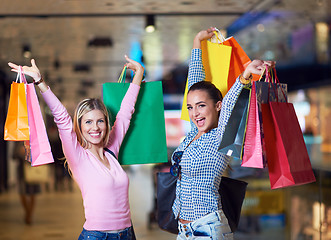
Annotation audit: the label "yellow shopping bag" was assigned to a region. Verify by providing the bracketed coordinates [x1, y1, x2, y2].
[181, 36, 232, 121]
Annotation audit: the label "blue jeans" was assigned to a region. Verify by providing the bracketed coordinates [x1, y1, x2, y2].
[177, 210, 233, 240]
[78, 227, 134, 240]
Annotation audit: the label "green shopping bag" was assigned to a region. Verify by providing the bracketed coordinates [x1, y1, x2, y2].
[103, 67, 168, 165]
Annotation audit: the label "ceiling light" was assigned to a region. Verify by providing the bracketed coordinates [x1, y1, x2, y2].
[145, 14, 156, 33]
[257, 24, 265, 32]
[22, 44, 31, 59]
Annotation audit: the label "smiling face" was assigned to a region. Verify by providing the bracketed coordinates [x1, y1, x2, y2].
[187, 89, 222, 137]
[80, 109, 107, 148]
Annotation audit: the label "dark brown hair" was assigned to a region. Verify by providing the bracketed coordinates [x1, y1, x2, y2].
[188, 81, 223, 103]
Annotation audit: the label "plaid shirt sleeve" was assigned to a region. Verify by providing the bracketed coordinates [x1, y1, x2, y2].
[217, 79, 244, 140]
[187, 48, 204, 132]
[188, 48, 205, 89]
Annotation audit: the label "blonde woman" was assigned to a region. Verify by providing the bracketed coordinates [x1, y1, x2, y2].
[9, 55, 143, 240]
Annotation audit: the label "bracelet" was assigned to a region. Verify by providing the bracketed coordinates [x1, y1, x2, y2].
[239, 73, 253, 85]
[34, 76, 44, 85]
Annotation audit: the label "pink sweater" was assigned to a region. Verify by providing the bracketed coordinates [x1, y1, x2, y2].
[42, 83, 140, 231]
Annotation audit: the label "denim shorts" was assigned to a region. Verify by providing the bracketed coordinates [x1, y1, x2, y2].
[78, 226, 134, 240]
[177, 210, 233, 240]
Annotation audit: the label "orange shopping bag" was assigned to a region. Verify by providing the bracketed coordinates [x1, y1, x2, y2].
[223, 36, 258, 88]
[4, 69, 29, 141]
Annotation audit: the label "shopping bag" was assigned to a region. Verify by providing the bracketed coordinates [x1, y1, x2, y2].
[4, 69, 29, 141]
[181, 30, 259, 121]
[241, 82, 264, 168]
[261, 72, 315, 189]
[180, 32, 232, 121]
[156, 172, 178, 234]
[242, 70, 288, 168]
[222, 36, 260, 88]
[216, 30, 261, 87]
[156, 172, 247, 234]
[26, 83, 54, 166]
[24, 163, 51, 183]
[103, 67, 168, 165]
[218, 88, 250, 159]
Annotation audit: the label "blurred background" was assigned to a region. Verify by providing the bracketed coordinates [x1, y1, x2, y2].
[1, 0, 331, 239]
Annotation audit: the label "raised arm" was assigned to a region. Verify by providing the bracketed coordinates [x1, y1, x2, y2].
[217, 60, 276, 139]
[106, 55, 143, 156]
[187, 28, 216, 89]
[8, 59, 82, 170]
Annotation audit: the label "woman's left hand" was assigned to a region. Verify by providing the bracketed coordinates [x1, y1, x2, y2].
[124, 55, 144, 86]
[124, 55, 144, 74]
[243, 60, 276, 79]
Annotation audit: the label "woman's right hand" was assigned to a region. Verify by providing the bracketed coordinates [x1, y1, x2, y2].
[8, 59, 42, 82]
[193, 27, 216, 49]
[8, 59, 48, 92]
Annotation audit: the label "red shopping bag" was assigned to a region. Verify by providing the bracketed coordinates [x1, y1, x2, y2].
[261, 69, 315, 189]
[4, 70, 30, 141]
[26, 83, 54, 166]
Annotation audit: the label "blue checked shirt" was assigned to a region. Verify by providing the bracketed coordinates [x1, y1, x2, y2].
[172, 48, 245, 221]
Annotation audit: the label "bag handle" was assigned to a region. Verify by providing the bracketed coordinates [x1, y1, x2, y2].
[117, 66, 127, 84]
[265, 65, 287, 103]
[256, 66, 266, 82]
[264, 66, 274, 83]
[15, 66, 28, 84]
[265, 65, 277, 102]
[274, 68, 287, 102]
[209, 27, 226, 44]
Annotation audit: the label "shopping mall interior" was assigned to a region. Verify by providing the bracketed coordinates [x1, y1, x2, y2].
[1, 0, 331, 239]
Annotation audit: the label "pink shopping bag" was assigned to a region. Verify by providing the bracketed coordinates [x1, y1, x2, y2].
[241, 82, 264, 168]
[26, 83, 54, 166]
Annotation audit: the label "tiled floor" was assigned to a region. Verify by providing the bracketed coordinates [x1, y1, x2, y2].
[0, 165, 285, 240]
[0, 165, 173, 240]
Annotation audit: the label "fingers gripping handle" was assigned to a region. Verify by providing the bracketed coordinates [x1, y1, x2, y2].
[15, 66, 28, 84]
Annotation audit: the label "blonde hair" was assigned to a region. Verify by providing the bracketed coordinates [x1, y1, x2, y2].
[73, 98, 111, 149]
